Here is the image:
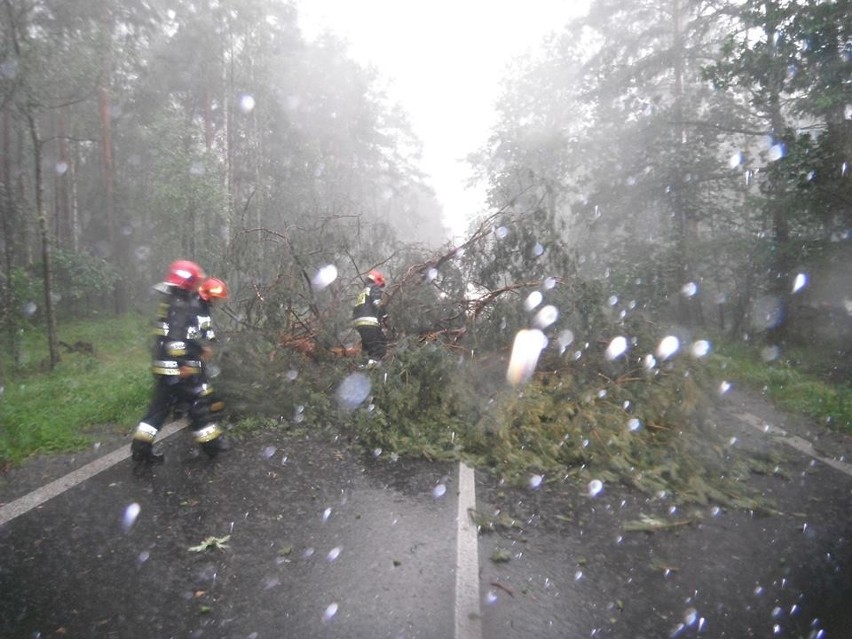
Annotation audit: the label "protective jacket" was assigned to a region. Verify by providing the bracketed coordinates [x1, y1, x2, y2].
[352, 282, 385, 328]
[150, 283, 206, 378]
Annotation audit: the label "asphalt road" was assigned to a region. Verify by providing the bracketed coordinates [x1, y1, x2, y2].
[0, 389, 850, 639]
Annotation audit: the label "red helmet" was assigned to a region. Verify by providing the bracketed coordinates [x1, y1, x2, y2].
[199, 277, 228, 301]
[367, 270, 386, 287]
[165, 260, 205, 291]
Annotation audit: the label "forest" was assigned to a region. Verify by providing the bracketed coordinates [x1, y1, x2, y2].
[1, 0, 850, 496]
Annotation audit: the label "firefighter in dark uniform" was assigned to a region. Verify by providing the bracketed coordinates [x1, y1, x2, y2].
[352, 270, 388, 366]
[131, 261, 228, 463]
[188, 276, 229, 443]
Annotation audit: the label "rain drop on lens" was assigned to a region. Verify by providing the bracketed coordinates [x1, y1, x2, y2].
[587, 479, 603, 497]
[322, 603, 338, 623]
[311, 264, 338, 291]
[605, 336, 628, 360]
[432, 484, 447, 498]
[335, 372, 372, 410]
[529, 474, 543, 489]
[657, 336, 680, 360]
[122, 503, 141, 532]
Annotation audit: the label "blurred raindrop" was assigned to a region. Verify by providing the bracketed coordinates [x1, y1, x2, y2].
[485, 590, 498, 605]
[524, 291, 543, 311]
[681, 282, 698, 297]
[494, 226, 508, 239]
[690, 340, 711, 357]
[792, 272, 808, 293]
[587, 479, 603, 497]
[643, 354, 657, 370]
[122, 502, 141, 533]
[506, 329, 547, 385]
[262, 446, 277, 459]
[627, 418, 642, 432]
[543, 277, 557, 290]
[557, 329, 574, 353]
[605, 336, 628, 360]
[719, 380, 732, 394]
[530, 242, 544, 258]
[432, 484, 447, 498]
[22, 302, 37, 318]
[55, 161, 69, 175]
[137, 550, 150, 565]
[529, 474, 543, 490]
[533, 305, 558, 329]
[729, 150, 744, 168]
[311, 264, 338, 291]
[286, 369, 298, 381]
[761, 345, 780, 362]
[768, 143, 786, 161]
[322, 602, 338, 623]
[656, 336, 680, 360]
[239, 93, 256, 113]
[336, 372, 372, 410]
[326, 546, 342, 562]
[425, 267, 438, 282]
[322, 507, 332, 523]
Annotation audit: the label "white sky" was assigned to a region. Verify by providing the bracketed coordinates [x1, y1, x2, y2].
[296, 0, 587, 241]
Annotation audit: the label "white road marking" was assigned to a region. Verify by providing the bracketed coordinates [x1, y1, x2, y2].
[0, 420, 187, 527]
[736, 411, 852, 477]
[455, 461, 482, 639]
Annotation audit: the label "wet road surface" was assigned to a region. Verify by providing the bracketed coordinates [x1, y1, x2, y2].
[1, 389, 851, 639]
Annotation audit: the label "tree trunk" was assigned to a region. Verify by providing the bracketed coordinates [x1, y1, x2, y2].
[27, 112, 60, 369]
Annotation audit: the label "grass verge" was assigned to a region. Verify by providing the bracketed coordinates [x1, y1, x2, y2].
[0, 313, 150, 467]
[712, 340, 851, 434]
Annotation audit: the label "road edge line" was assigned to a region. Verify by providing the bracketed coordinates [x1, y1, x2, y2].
[0, 420, 187, 527]
[455, 460, 482, 639]
[736, 411, 852, 477]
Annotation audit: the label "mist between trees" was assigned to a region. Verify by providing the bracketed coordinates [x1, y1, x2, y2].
[1, 0, 849, 432]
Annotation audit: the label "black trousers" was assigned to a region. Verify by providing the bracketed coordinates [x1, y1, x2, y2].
[356, 325, 387, 359]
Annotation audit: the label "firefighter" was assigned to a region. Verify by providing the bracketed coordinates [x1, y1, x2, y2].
[131, 262, 228, 463]
[187, 276, 230, 450]
[352, 269, 388, 366]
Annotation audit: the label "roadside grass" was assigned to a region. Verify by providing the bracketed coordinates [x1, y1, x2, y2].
[0, 313, 151, 467]
[712, 340, 852, 434]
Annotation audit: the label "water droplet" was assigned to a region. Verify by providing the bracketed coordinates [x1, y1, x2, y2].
[322, 602, 338, 622]
[719, 381, 732, 394]
[657, 336, 680, 360]
[506, 329, 547, 386]
[605, 336, 628, 360]
[627, 418, 642, 432]
[792, 272, 808, 293]
[336, 372, 372, 410]
[262, 446, 277, 459]
[681, 282, 698, 297]
[485, 590, 498, 605]
[326, 546, 342, 562]
[122, 503, 141, 533]
[432, 484, 447, 498]
[322, 507, 332, 523]
[524, 291, 543, 311]
[690, 340, 711, 357]
[311, 264, 338, 291]
[239, 93, 256, 113]
[587, 479, 603, 497]
[529, 474, 544, 489]
[533, 305, 558, 329]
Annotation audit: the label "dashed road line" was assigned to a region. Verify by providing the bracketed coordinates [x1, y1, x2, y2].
[736, 411, 852, 477]
[455, 461, 482, 639]
[0, 420, 187, 527]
